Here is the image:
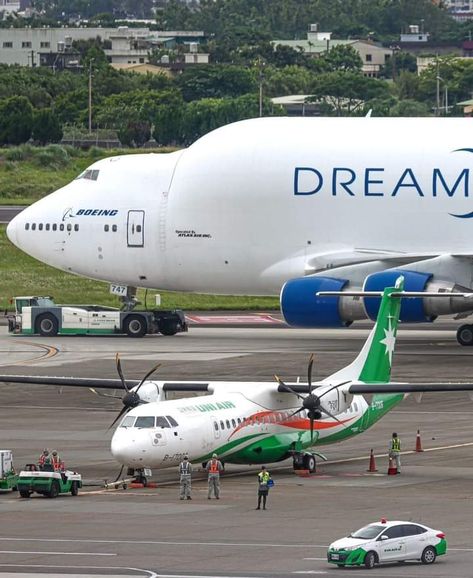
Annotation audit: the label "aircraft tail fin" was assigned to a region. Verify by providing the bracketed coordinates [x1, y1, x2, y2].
[320, 277, 404, 383]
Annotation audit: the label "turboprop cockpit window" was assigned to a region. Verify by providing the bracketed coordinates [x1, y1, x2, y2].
[156, 416, 171, 428]
[135, 416, 155, 428]
[75, 169, 100, 181]
[166, 415, 178, 427]
[120, 416, 135, 428]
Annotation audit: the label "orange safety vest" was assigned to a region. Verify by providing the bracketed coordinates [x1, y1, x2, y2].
[52, 456, 61, 471]
[209, 460, 219, 473]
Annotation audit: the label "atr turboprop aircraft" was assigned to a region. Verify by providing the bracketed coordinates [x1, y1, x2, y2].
[2, 277, 473, 482]
[7, 117, 473, 345]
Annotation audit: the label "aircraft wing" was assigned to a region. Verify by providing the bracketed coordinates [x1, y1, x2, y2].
[0, 375, 210, 392]
[305, 249, 442, 275]
[349, 383, 473, 394]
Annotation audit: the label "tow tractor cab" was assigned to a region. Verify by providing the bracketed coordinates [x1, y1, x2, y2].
[327, 518, 447, 569]
[8, 295, 187, 337]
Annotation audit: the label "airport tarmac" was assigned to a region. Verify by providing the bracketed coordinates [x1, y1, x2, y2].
[1, 324, 473, 577]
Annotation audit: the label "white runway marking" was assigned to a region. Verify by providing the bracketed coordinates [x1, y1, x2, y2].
[0, 551, 116, 557]
[0, 537, 321, 549]
[0, 565, 158, 578]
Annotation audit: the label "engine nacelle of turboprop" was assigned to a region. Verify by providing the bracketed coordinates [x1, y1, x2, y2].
[131, 381, 165, 403]
[280, 276, 353, 328]
[316, 383, 353, 415]
[363, 270, 433, 322]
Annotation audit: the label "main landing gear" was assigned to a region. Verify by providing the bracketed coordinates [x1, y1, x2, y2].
[127, 467, 149, 487]
[292, 452, 316, 473]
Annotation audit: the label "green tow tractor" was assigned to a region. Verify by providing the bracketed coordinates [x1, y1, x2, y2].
[17, 465, 82, 498]
[0, 450, 18, 492]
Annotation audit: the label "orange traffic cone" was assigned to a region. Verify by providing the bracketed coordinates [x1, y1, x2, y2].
[387, 456, 398, 475]
[367, 449, 378, 472]
[415, 429, 424, 452]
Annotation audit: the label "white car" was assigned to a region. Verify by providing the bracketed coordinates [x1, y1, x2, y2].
[327, 519, 447, 569]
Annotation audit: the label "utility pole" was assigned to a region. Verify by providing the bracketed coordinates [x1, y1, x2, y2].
[258, 58, 265, 117]
[88, 58, 94, 133]
[436, 57, 440, 117]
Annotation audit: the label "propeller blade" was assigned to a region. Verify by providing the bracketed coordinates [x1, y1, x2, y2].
[89, 387, 122, 400]
[115, 353, 128, 392]
[274, 375, 304, 400]
[316, 380, 351, 400]
[320, 406, 347, 427]
[310, 416, 315, 443]
[108, 405, 129, 430]
[135, 362, 162, 394]
[287, 407, 304, 419]
[308, 354, 314, 393]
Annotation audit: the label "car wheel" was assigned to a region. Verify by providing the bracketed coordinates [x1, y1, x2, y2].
[364, 551, 377, 569]
[421, 546, 437, 565]
[124, 315, 147, 338]
[36, 313, 59, 337]
[71, 481, 79, 496]
[19, 490, 31, 498]
[48, 480, 59, 498]
[457, 324, 473, 346]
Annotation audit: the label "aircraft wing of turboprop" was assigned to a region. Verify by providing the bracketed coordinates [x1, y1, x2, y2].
[349, 382, 473, 394]
[0, 374, 210, 392]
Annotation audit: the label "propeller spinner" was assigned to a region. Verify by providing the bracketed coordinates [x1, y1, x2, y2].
[108, 354, 161, 429]
[276, 355, 349, 441]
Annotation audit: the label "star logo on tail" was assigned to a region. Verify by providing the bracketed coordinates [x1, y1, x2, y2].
[380, 317, 396, 365]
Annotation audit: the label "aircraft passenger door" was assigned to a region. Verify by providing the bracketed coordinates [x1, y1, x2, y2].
[127, 210, 145, 248]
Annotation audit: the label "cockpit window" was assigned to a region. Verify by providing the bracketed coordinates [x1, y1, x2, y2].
[166, 415, 178, 427]
[134, 416, 155, 428]
[75, 169, 100, 181]
[120, 416, 135, 428]
[156, 416, 170, 428]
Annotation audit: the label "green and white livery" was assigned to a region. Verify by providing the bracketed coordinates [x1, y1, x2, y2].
[327, 519, 447, 568]
[4, 276, 473, 479]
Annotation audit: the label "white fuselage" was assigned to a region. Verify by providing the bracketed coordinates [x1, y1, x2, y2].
[110, 383, 367, 469]
[7, 117, 473, 296]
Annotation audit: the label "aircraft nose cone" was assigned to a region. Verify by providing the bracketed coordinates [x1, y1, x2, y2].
[6, 215, 18, 247]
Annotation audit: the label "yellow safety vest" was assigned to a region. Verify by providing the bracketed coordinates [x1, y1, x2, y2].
[391, 438, 401, 452]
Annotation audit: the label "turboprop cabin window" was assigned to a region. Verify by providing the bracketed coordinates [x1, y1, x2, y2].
[120, 416, 135, 428]
[156, 416, 170, 428]
[135, 416, 155, 428]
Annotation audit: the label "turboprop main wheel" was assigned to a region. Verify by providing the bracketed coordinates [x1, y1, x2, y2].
[36, 313, 59, 337]
[457, 324, 473, 346]
[303, 454, 316, 473]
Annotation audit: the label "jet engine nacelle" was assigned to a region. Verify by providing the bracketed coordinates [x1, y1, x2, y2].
[363, 270, 433, 322]
[281, 269, 473, 327]
[280, 276, 351, 328]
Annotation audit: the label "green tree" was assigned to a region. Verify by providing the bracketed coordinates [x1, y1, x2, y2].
[32, 108, 63, 144]
[177, 65, 257, 101]
[322, 44, 363, 72]
[309, 71, 391, 116]
[0, 96, 34, 144]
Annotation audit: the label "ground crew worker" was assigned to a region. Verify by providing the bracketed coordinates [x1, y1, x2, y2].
[51, 450, 62, 471]
[389, 432, 401, 474]
[206, 453, 223, 499]
[256, 465, 272, 510]
[38, 449, 52, 471]
[179, 456, 192, 500]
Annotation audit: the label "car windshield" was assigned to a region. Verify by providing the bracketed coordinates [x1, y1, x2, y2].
[350, 525, 385, 540]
